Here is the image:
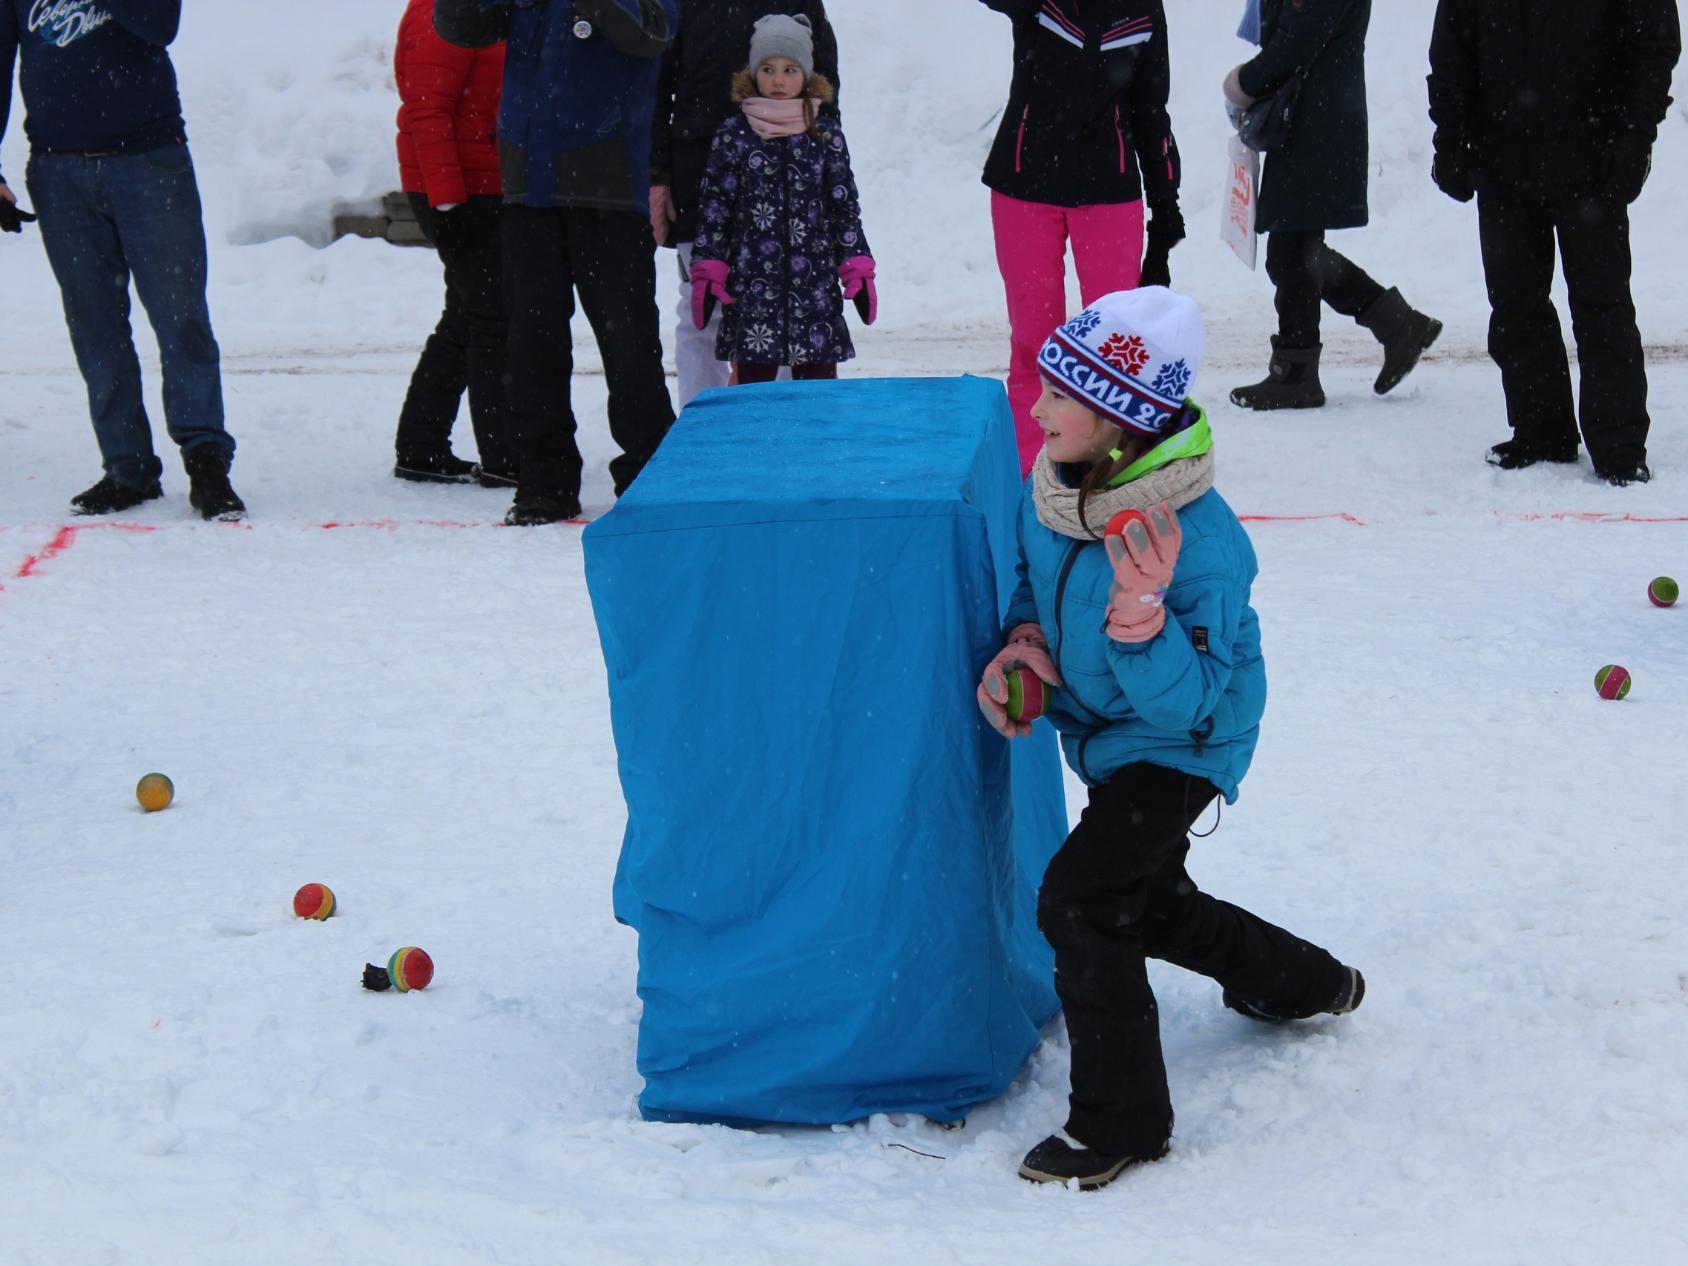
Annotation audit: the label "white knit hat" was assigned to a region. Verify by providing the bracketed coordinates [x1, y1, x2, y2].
[747, 14, 815, 79]
[1037, 287, 1206, 437]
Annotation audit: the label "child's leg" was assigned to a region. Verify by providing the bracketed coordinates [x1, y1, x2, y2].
[791, 364, 837, 381]
[990, 191, 1070, 477]
[1137, 851, 1348, 1019]
[1036, 763, 1213, 1158]
[734, 362, 778, 384]
[1067, 198, 1145, 305]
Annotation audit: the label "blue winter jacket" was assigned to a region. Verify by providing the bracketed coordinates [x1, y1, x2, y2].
[1002, 476, 1267, 802]
[435, 0, 677, 211]
[0, 0, 186, 184]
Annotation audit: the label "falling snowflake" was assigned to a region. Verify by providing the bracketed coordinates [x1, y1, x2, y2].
[1064, 309, 1102, 339]
[1150, 359, 1193, 398]
[1099, 334, 1150, 375]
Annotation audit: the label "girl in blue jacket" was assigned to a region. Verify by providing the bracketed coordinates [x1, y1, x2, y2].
[976, 287, 1364, 1190]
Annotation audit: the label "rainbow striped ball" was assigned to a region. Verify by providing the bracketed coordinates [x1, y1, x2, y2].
[292, 883, 336, 921]
[387, 946, 434, 992]
[1594, 664, 1631, 700]
[1005, 668, 1048, 724]
[1649, 576, 1678, 608]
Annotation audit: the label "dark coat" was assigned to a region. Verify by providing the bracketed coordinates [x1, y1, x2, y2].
[691, 83, 868, 366]
[1237, 0, 1371, 234]
[651, 0, 841, 244]
[434, 0, 675, 213]
[1428, 0, 1681, 198]
[977, 0, 1180, 209]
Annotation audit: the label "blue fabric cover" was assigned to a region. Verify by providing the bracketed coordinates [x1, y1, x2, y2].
[584, 376, 1068, 1126]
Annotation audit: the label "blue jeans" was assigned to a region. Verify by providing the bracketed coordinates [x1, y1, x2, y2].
[26, 144, 231, 489]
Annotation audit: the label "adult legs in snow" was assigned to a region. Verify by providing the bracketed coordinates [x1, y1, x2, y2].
[501, 205, 674, 521]
[28, 148, 233, 503]
[1478, 189, 1650, 476]
[991, 192, 1143, 477]
[395, 195, 513, 481]
[1035, 762, 1349, 1160]
[1233, 230, 1438, 409]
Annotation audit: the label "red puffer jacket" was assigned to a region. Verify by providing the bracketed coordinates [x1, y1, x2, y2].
[395, 0, 505, 206]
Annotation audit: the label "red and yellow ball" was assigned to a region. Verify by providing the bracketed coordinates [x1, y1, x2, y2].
[1004, 668, 1049, 724]
[292, 883, 337, 920]
[1648, 576, 1678, 608]
[387, 946, 434, 992]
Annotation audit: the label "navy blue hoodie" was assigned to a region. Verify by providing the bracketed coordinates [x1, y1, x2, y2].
[0, 0, 186, 183]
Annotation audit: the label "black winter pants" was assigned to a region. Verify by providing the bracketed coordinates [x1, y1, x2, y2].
[1476, 189, 1649, 471]
[396, 195, 513, 473]
[501, 204, 675, 501]
[1038, 762, 1346, 1157]
[1266, 230, 1385, 348]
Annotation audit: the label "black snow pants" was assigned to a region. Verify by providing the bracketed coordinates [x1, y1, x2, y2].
[501, 204, 675, 502]
[1038, 762, 1347, 1157]
[395, 195, 514, 474]
[1476, 188, 1650, 473]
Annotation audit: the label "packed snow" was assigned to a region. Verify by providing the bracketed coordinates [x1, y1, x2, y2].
[3, 2, 1687, 1263]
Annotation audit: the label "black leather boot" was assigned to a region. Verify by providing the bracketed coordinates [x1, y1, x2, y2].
[1230, 341, 1325, 410]
[1357, 286, 1442, 395]
[183, 444, 247, 522]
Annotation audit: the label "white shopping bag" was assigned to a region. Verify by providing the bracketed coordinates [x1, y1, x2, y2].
[1220, 135, 1259, 270]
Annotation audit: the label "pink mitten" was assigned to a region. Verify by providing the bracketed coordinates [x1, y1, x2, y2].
[838, 255, 877, 325]
[1102, 501, 1181, 643]
[689, 258, 734, 330]
[977, 623, 1063, 739]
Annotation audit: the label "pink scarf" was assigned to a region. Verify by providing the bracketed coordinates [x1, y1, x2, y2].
[740, 96, 809, 138]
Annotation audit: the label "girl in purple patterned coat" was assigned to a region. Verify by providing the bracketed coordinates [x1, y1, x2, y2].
[688, 14, 875, 385]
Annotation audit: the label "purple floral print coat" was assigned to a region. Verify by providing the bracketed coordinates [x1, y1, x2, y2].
[692, 112, 870, 366]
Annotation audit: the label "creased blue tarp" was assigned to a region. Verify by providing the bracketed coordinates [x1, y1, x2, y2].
[583, 375, 1067, 1126]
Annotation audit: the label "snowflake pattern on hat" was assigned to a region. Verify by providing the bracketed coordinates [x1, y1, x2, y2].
[1035, 289, 1206, 437]
[1099, 334, 1150, 376]
[1063, 309, 1103, 339]
[1150, 359, 1192, 399]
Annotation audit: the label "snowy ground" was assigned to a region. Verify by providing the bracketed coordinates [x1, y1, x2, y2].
[6, 345, 1688, 1265]
[5, 0, 1688, 1262]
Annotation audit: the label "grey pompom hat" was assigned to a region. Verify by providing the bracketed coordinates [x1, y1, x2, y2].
[747, 13, 815, 79]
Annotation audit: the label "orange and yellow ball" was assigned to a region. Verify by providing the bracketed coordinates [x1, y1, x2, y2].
[292, 883, 337, 920]
[135, 773, 174, 812]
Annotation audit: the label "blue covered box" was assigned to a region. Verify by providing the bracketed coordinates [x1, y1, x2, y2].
[583, 376, 1068, 1126]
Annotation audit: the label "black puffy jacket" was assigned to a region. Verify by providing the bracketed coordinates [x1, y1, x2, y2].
[978, 0, 1180, 210]
[1428, 0, 1680, 197]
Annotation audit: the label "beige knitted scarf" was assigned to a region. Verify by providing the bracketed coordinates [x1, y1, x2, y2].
[1030, 447, 1216, 541]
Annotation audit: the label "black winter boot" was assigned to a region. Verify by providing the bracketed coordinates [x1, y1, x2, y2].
[70, 476, 163, 516]
[1485, 438, 1579, 471]
[1357, 287, 1442, 395]
[1224, 965, 1366, 1023]
[183, 444, 247, 522]
[394, 451, 476, 484]
[504, 492, 582, 526]
[1018, 1131, 1167, 1191]
[1230, 341, 1325, 411]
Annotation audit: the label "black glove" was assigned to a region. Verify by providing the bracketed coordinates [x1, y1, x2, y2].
[1605, 135, 1653, 204]
[1432, 148, 1475, 203]
[1140, 203, 1185, 289]
[0, 199, 37, 234]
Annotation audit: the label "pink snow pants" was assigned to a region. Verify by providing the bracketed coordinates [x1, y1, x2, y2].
[991, 191, 1145, 475]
